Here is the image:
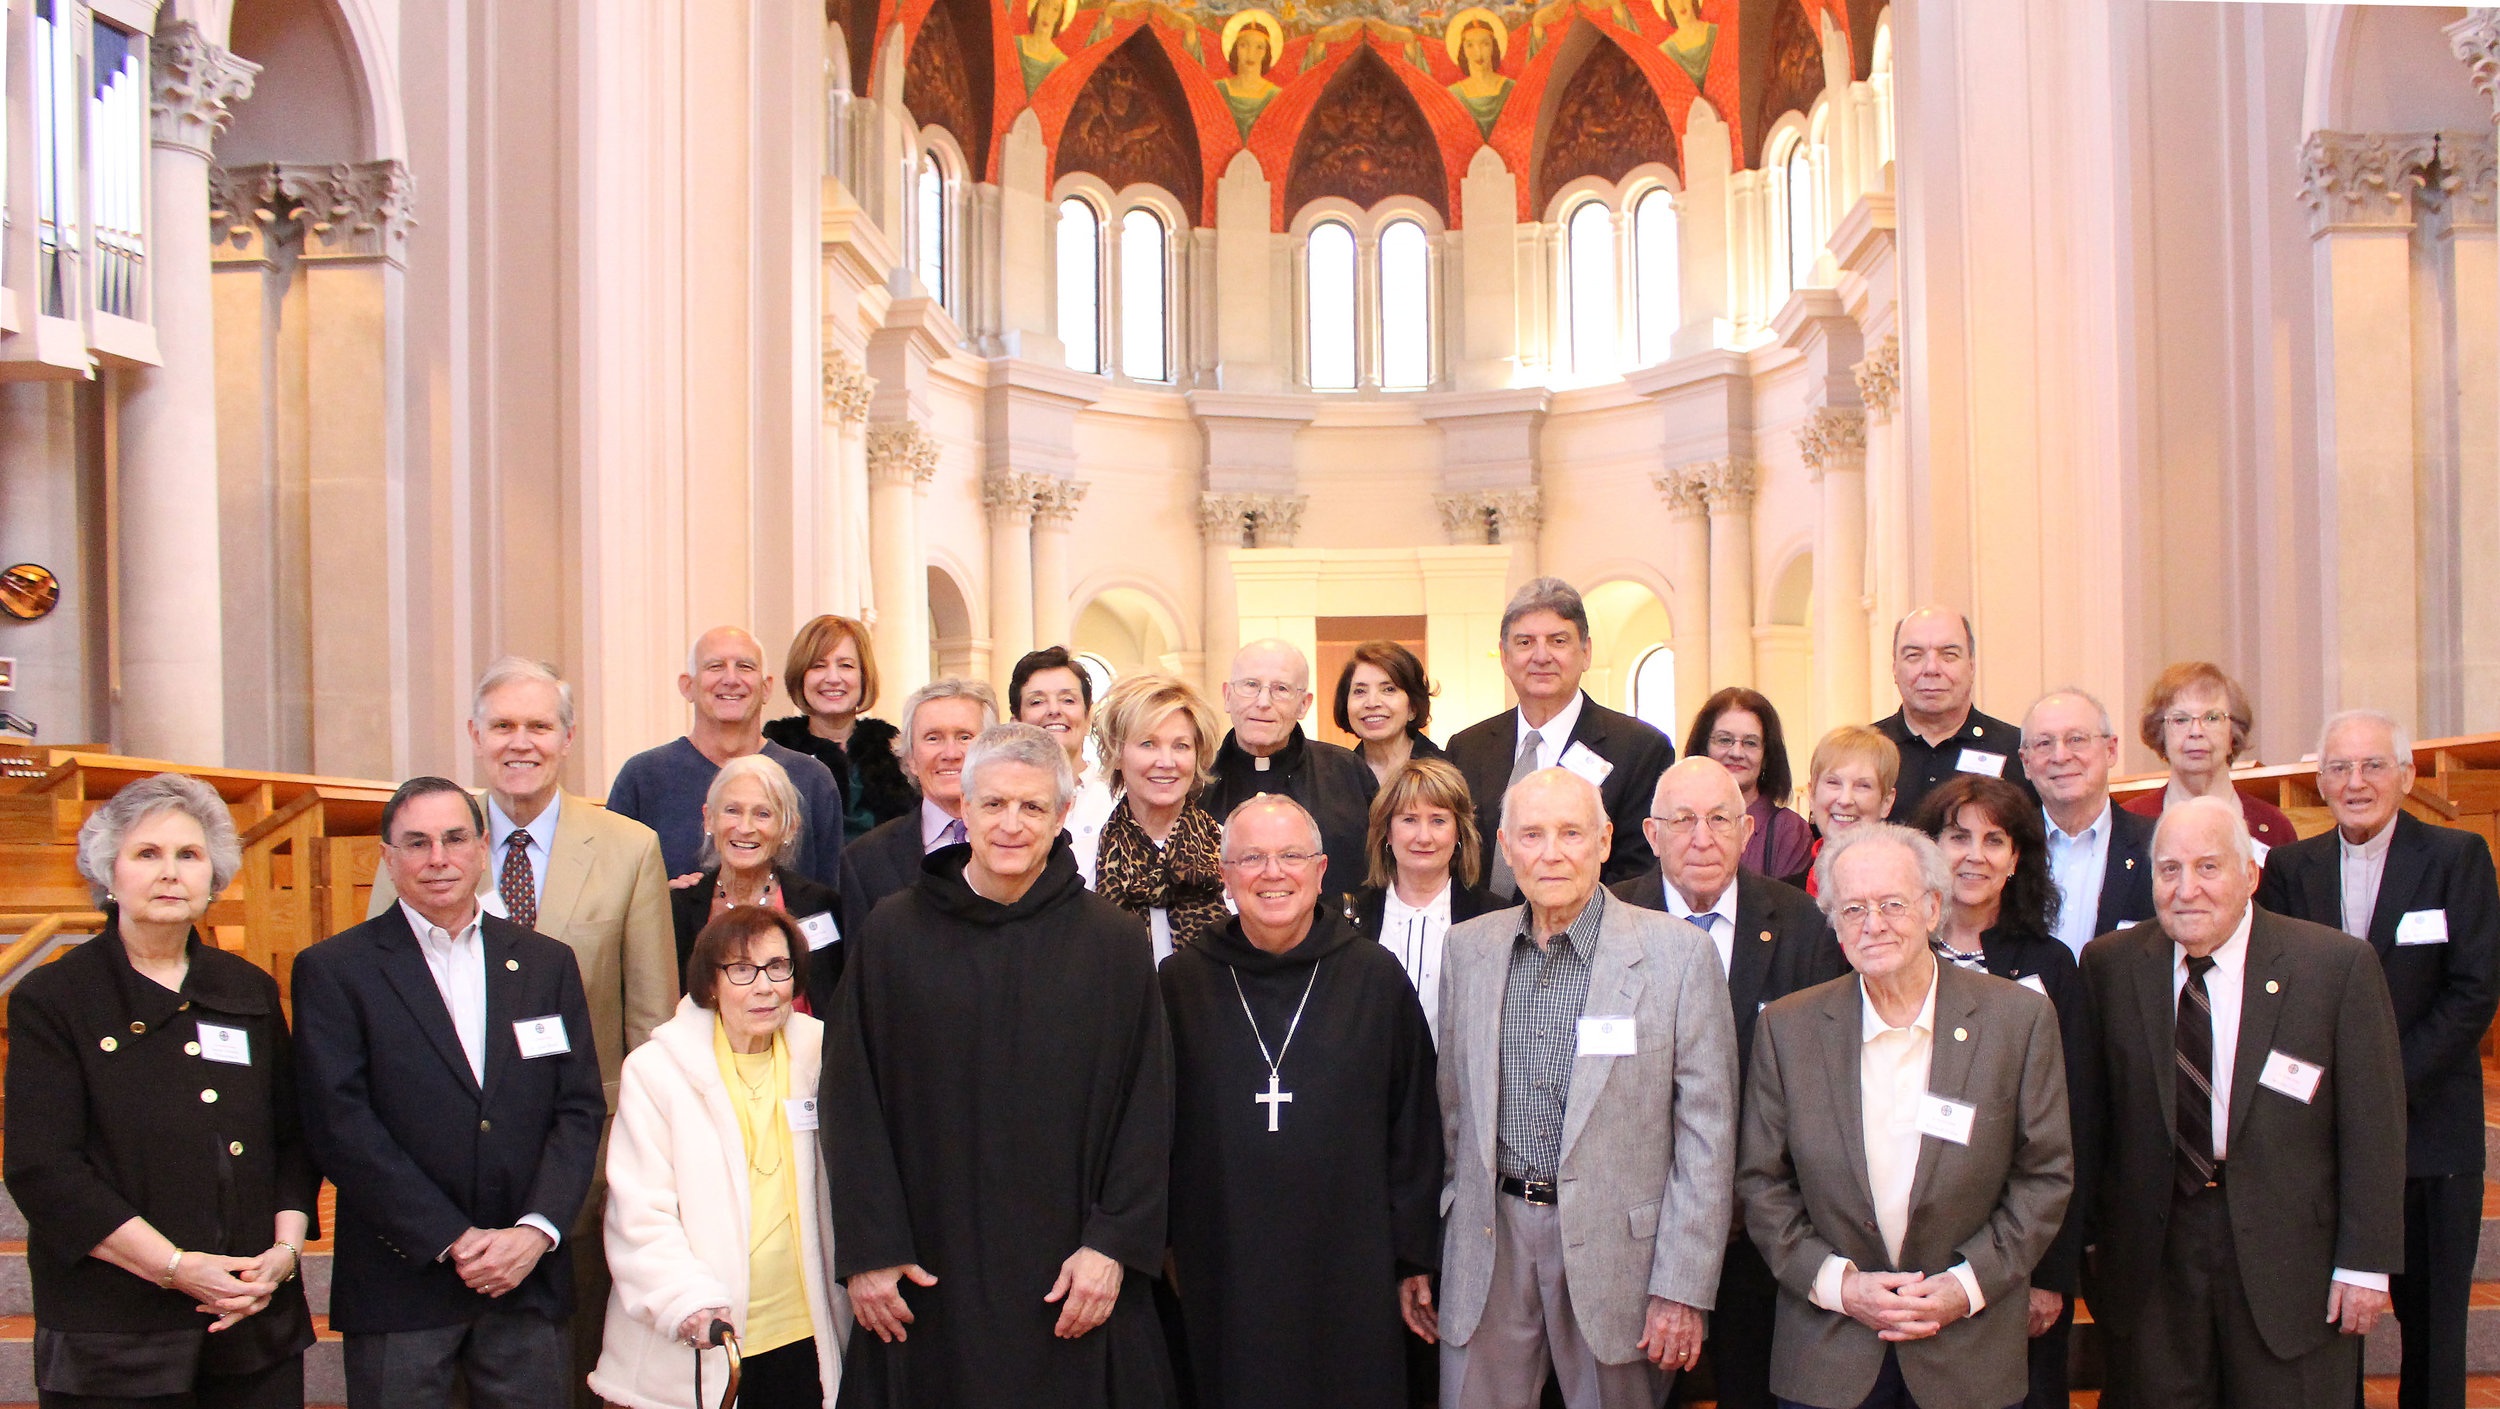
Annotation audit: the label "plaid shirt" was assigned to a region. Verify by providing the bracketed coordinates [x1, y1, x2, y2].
[1495, 887, 1608, 1182]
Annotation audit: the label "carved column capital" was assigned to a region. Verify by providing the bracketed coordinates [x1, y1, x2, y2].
[2433, 131, 2499, 229]
[824, 350, 875, 424]
[2298, 131, 2440, 232]
[1033, 478, 1090, 527]
[1796, 408, 1869, 479]
[1248, 493, 1307, 547]
[150, 22, 260, 159]
[1698, 457, 1759, 513]
[1853, 334, 1900, 421]
[1199, 491, 1306, 547]
[867, 423, 940, 486]
[2448, 10, 2500, 116]
[1434, 488, 1544, 545]
[1651, 465, 1710, 519]
[982, 470, 1047, 523]
[277, 161, 416, 262]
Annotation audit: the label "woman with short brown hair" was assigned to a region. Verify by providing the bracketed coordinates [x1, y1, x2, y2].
[2121, 661, 2296, 852]
[765, 615, 915, 842]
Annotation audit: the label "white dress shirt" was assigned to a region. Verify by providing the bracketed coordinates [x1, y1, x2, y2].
[399, 901, 561, 1250]
[1664, 879, 1740, 977]
[1380, 881, 1453, 1041]
[485, 792, 563, 912]
[1811, 964, 1985, 1317]
[1067, 772, 1116, 886]
[920, 798, 967, 853]
[2044, 800, 2112, 959]
[1515, 690, 1588, 772]
[2338, 817, 2397, 941]
[2172, 907, 2382, 1291]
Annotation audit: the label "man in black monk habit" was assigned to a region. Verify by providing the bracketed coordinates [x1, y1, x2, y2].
[825, 722, 1175, 1408]
[1162, 794, 1443, 1409]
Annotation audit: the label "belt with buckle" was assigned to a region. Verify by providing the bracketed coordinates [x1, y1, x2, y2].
[1498, 1175, 1558, 1206]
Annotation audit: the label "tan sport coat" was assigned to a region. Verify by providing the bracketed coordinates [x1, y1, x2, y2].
[1736, 960, 2071, 1409]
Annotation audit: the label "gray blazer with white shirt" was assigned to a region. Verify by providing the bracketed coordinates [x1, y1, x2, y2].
[1735, 960, 2070, 1409]
[1434, 894, 1739, 1364]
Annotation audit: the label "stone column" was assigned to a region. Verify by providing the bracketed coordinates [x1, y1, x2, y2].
[824, 350, 877, 617]
[1432, 488, 1544, 549]
[866, 423, 938, 697]
[1855, 335, 1904, 711]
[2449, 10, 2500, 729]
[2299, 132, 2436, 723]
[1799, 407, 1870, 738]
[984, 471, 1040, 690]
[116, 23, 256, 763]
[1031, 479, 1088, 650]
[1198, 495, 1254, 697]
[1700, 458, 1758, 689]
[1651, 466, 1712, 730]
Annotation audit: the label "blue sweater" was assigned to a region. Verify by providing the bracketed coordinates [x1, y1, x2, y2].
[605, 736, 847, 889]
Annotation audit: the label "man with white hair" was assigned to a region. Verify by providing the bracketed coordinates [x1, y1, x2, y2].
[606, 625, 847, 887]
[835, 676, 1000, 939]
[2258, 710, 2499, 1409]
[826, 723, 1175, 1409]
[2078, 794, 2406, 1408]
[1208, 638, 1379, 898]
[1432, 766, 1736, 1409]
[2020, 688, 2155, 960]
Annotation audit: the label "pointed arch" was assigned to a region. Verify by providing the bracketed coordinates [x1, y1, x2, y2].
[1533, 31, 1682, 214]
[1053, 27, 1206, 218]
[904, 0, 995, 176]
[1284, 47, 1451, 224]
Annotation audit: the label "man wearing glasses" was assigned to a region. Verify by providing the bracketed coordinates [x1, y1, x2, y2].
[2020, 689, 2155, 960]
[1207, 638, 1379, 898]
[2258, 710, 2499, 1409]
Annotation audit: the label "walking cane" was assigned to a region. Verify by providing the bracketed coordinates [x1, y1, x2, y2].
[693, 1319, 743, 1409]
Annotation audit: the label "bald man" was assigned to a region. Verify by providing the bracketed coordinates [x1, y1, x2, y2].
[605, 625, 847, 888]
[1207, 638, 1380, 898]
[1874, 608, 2033, 823]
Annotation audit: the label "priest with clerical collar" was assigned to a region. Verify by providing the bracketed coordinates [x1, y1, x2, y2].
[1160, 794, 1443, 1409]
[1206, 639, 1380, 899]
[824, 722, 1175, 1409]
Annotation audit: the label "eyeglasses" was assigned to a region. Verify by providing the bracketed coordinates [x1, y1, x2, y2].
[1706, 732, 1764, 754]
[2319, 757, 2400, 783]
[2021, 731, 2109, 757]
[2162, 709, 2232, 733]
[1228, 680, 1305, 704]
[718, 957, 795, 985]
[1650, 812, 1741, 837]
[1223, 850, 1321, 874]
[1833, 897, 1919, 931]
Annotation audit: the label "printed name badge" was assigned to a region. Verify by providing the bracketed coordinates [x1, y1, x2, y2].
[798, 912, 841, 952]
[1576, 1015, 1638, 1056]
[197, 1022, 252, 1066]
[2017, 974, 2048, 997]
[786, 1097, 820, 1132]
[1559, 742, 1615, 787]
[2258, 1049, 2324, 1104]
[514, 1015, 572, 1060]
[1954, 749, 2008, 778]
[2396, 909, 2451, 947]
[1915, 1093, 1977, 1146]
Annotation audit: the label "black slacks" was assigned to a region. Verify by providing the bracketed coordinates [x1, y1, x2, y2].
[1671, 1235, 1777, 1409]
[2107, 1182, 2359, 1409]
[2022, 1290, 2074, 1409]
[737, 1338, 823, 1409]
[2364, 1171, 2480, 1409]
[36, 1352, 303, 1409]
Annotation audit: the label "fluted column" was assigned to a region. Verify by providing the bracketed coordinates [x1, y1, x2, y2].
[1031, 479, 1088, 650]
[117, 23, 256, 763]
[2450, 9, 2500, 729]
[824, 351, 877, 617]
[866, 423, 938, 697]
[1854, 336, 1904, 711]
[1799, 407, 1870, 737]
[1651, 467, 1712, 730]
[1700, 458, 1757, 689]
[984, 471, 1040, 690]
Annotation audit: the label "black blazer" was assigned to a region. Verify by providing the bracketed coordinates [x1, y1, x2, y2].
[4, 925, 319, 1365]
[291, 907, 606, 1334]
[837, 810, 929, 944]
[2075, 910, 2406, 1362]
[1345, 880, 1502, 937]
[1208, 728, 1382, 900]
[2258, 812, 2500, 1176]
[1446, 695, 1675, 887]
[672, 866, 845, 1013]
[1966, 926, 2089, 1294]
[764, 714, 917, 835]
[1609, 868, 1846, 1088]
[2090, 803, 2158, 937]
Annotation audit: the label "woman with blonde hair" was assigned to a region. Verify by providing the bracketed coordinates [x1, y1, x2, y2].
[1088, 672, 1230, 961]
[1799, 724, 1901, 896]
[1347, 757, 1495, 1043]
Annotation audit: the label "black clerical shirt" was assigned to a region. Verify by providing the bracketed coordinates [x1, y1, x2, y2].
[1874, 706, 2035, 822]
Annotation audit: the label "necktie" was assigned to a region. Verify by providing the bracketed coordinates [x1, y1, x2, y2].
[2175, 954, 2218, 1194]
[500, 831, 538, 931]
[941, 818, 968, 848]
[1486, 729, 1544, 900]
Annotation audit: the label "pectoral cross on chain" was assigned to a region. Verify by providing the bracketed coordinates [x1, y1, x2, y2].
[1255, 1071, 1294, 1131]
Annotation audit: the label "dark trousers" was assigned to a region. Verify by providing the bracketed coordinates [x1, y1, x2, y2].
[1773, 1348, 2004, 1409]
[2106, 1183, 2359, 1409]
[1673, 1236, 1777, 1409]
[737, 1339, 822, 1409]
[2366, 1172, 2480, 1409]
[2023, 1290, 2074, 1409]
[342, 1306, 570, 1409]
[37, 1354, 304, 1409]
[569, 1196, 611, 1409]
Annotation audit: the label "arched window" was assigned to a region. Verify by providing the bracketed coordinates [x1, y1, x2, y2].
[1632, 188, 1679, 367]
[1057, 197, 1101, 374]
[1307, 221, 1358, 391]
[1784, 139, 1819, 295]
[1565, 199, 1616, 377]
[1378, 219, 1431, 390]
[1076, 652, 1117, 703]
[1629, 644, 1678, 734]
[916, 150, 949, 310]
[1119, 208, 1168, 383]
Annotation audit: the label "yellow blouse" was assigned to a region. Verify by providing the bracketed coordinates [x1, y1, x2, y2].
[715, 1023, 813, 1355]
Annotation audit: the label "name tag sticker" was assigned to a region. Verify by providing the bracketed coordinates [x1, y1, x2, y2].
[1576, 1016, 1638, 1056]
[786, 1097, 819, 1132]
[1559, 742, 1615, 787]
[2397, 909, 2450, 946]
[1916, 1093, 1977, 1146]
[2258, 1049, 2324, 1104]
[2017, 974, 2048, 996]
[798, 912, 841, 952]
[1954, 749, 2008, 778]
[514, 1016, 572, 1059]
[197, 1022, 252, 1066]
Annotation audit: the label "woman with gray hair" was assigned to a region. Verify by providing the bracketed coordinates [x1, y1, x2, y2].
[671, 753, 844, 1014]
[4, 773, 318, 1409]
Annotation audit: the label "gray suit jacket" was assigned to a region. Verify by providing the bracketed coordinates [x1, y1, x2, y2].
[1736, 960, 2072, 1409]
[1435, 892, 1739, 1364]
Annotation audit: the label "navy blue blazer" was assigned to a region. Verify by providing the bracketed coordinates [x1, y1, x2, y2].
[2091, 803, 2157, 937]
[1446, 695, 1675, 887]
[292, 905, 605, 1333]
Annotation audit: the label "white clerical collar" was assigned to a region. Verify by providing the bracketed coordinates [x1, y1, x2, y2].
[2339, 815, 2398, 862]
[1519, 690, 1586, 753]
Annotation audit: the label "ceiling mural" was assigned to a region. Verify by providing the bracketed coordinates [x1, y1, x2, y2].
[856, 0, 1863, 227]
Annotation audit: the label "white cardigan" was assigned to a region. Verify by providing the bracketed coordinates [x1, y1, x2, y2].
[589, 998, 848, 1409]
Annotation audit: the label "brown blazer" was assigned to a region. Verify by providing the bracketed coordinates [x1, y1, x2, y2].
[1737, 960, 2072, 1409]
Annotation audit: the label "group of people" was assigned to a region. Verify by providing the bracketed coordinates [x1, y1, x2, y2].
[9, 578, 2495, 1409]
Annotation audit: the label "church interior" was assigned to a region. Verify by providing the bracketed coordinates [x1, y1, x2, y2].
[4, 0, 2500, 1403]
